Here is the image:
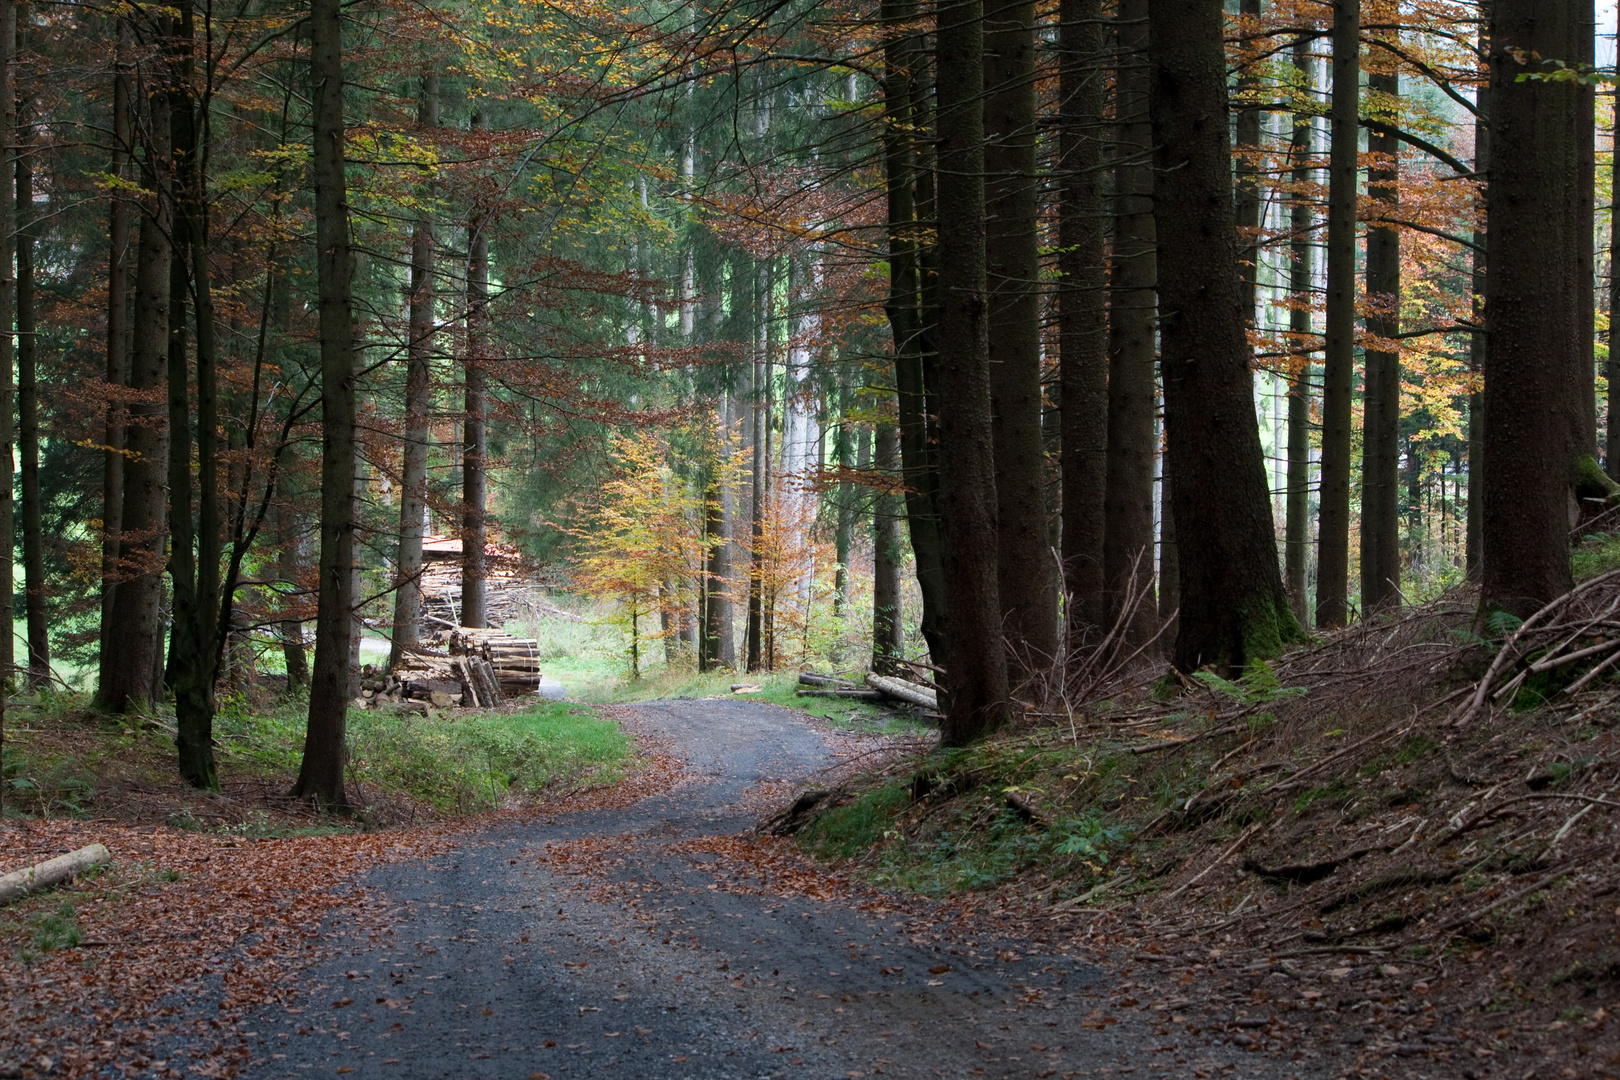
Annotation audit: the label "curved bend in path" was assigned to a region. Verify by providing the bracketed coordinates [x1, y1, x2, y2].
[233, 700, 1316, 1079]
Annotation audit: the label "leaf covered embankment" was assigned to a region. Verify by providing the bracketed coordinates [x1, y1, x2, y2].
[781, 586, 1620, 1071]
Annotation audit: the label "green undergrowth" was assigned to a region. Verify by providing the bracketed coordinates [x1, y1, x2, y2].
[797, 732, 1187, 899]
[223, 698, 632, 813]
[4, 691, 633, 821]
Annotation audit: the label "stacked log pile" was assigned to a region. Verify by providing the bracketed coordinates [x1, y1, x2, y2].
[418, 542, 532, 631]
[361, 628, 545, 710]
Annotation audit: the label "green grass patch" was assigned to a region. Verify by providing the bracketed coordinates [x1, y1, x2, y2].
[800, 782, 911, 860]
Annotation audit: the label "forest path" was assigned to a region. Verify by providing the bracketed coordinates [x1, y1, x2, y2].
[231, 699, 1314, 1080]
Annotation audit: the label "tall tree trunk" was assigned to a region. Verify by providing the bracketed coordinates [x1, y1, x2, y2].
[1158, 469, 1178, 622]
[984, 0, 1055, 666]
[275, 471, 310, 689]
[1059, 0, 1108, 634]
[1466, 17, 1489, 578]
[100, 108, 171, 714]
[1316, 0, 1359, 629]
[1609, 74, 1620, 480]
[746, 260, 768, 672]
[1574, 0, 1597, 460]
[1233, 0, 1263, 324]
[1360, 67, 1401, 614]
[1149, 0, 1302, 671]
[164, 3, 223, 790]
[292, 0, 358, 809]
[1285, 34, 1315, 623]
[15, 72, 44, 688]
[1480, 0, 1582, 619]
[872, 420, 903, 673]
[833, 365, 855, 621]
[99, 20, 133, 688]
[706, 393, 737, 668]
[389, 73, 437, 669]
[462, 108, 490, 631]
[935, 0, 1010, 743]
[1102, 0, 1160, 646]
[881, 1, 949, 666]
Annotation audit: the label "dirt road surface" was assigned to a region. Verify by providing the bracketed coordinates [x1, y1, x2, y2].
[173, 700, 1327, 1079]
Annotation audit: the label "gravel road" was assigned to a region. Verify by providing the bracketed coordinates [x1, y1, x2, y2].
[216, 699, 1322, 1080]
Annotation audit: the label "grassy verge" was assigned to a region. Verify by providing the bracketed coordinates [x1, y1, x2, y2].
[3, 691, 633, 826]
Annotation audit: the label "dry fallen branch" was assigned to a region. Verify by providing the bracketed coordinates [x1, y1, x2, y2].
[0, 843, 111, 904]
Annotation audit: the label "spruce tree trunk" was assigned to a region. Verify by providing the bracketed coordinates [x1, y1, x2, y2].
[1316, 0, 1359, 629]
[1058, 0, 1108, 634]
[935, 0, 1010, 743]
[1360, 68, 1401, 614]
[1480, 0, 1581, 619]
[164, 5, 223, 790]
[389, 73, 437, 669]
[833, 367, 855, 621]
[872, 421, 903, 673]
[1466, 28, 1489, 577]
[292, 0, 358, 809]
[101, 132, 171, 713]
[880, 0, 949, 666]
[1149, 0, 1301, 671]
[1103, 0, 1161, 645]
[984, 0, 1055, 665]
[1233, 0, 1263, 323]
[15, 80, 45, 688]
[1573, 0, 1597, 459]
[1158, 469, 1178, 621]
[462, 111, 490, 631]
[705, 392, 736, 668]
[746, 261, 768, 672]
[99, 22, 132, 686]
[0, 0, 13, 691]
[1285, 34, 1315, 623]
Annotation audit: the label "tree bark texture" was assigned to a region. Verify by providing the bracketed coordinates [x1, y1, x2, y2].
[881, 3, 949, 668]
[1284, 34, 1314, 623]
[0, 0, 14, 689]
[389, 73, 437, 669]
[1103, 0, 1161, 647]
[1480, 0, 1581, 619]
[705, 392, 737, 669]
[1467, 12, 1489, 576]
[1360, 68, 1401, 614]
[1316, 0, 1359, 629]
[984, 0, 1055, 666]
[1148, 0, 1301, 671]
[935, 0, 1010, 742]
[293, 0, 358, 809]
[15, 77, 45, 687]
[872, 420, 903, 673]
[99, 21, 133, 685]
[1058, 0, 1108, 636]
[101, 126, 171, 714]
[462, 110, 491, 631]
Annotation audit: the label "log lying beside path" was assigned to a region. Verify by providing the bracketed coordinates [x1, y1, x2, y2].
[865, 672, 939, 710]
[798, 672, 856, 690]
[0, 844, 111, 905]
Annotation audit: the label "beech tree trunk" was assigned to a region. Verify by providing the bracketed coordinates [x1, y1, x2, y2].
[100, 101, 170, 714]
[984, 0, 1055, 665]
[1360, 68, 1401, 614]
[462, 109, 491, 631]
[935, 0, 1010, 742]
[1480, 0, 1582, 619]
[1058, 0, 1108, 634]
[1149, 0, 1301, 671]
[1102, 0, 1160, 646]
[705, 392, 736, 669]
[1285, 34, 1314, 623]
[99, 22, 132, 685]
[293, 0, 358, 809]
[15, 76, 45, 688]
[1316, 0, 1359, 629]
[389, 73, 438, 669]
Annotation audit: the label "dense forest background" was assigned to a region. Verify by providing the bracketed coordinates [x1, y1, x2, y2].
[1, 0, 1611, 802]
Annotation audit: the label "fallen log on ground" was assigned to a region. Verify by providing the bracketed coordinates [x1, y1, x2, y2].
[0, 844, 111, 905]
[799, 672, 855, 689]
[865, 672, 939, 710]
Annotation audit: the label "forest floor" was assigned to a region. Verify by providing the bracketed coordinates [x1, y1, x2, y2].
[3, 586, 1618, 1079]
